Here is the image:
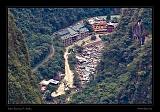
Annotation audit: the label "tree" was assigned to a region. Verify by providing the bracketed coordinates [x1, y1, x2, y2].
[112, 17, 118, 23]
[68, 48, 74, 53]
[73, 71, 81, 88]
[81, 41, 85, 46]
[68, 53, 78, 70]
[106, 15, 111, 22]
[8, 11, 42, 104]
[84, 20, 93, 32]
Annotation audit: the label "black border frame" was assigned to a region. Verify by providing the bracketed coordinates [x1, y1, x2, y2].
[1, 0, 157, 111]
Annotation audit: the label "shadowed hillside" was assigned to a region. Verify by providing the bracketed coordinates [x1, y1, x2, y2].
[8, 11, 43, 104]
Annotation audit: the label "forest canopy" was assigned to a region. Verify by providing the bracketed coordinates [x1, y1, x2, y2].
[8, 8, 152, 104]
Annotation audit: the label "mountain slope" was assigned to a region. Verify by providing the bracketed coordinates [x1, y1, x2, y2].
[70, 8, 152, 104]
[9, 8, 120, 80]
[9, 8, 120, 69]
[8, 11, 43, 104]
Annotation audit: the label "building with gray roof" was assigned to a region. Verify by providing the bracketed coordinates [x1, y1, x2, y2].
[58, 29, 70, 36]
[79, 27, 89, 33]
[71, 22, 85, 32]
[52, 21, 90, 46]
[67, 27, 79, 36]
[61, 34, 71, 40]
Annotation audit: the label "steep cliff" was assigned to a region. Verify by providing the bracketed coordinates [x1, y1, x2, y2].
[8, 11, 42, 104]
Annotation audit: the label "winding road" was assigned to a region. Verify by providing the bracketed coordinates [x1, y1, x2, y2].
[32, 44, 55, 72]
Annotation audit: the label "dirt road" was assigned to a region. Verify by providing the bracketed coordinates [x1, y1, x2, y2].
[32, 45, 54, 72]
[51, 47, 74, 97]
[64, 48, 74, 88]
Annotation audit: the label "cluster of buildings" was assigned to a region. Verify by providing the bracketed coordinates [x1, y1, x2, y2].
[39, 79, 60, 93]
[52, 15, 120, 47]
[87, 16, 119, 34]
[52, 20, 91, 46]
[39, 71, 65, 93]
[75, 41, 104, 85]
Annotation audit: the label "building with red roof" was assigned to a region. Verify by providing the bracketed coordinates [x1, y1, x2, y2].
[92, 20, 107, 33]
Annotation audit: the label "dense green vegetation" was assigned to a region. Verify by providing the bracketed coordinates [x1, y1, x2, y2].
[106, 15, 111, 22]
[9, 8, 120, 79]
[68, 52, 77, 71]
[10, 8, 120, 37]
[68, 47, 81, 88]
[8, 12, 42, 104]
[37, 36, 65, 80]
[29, 34, 52, 68]
[111, 17, 119, 23]
[84, 19, 94, 32]
[8, 8, 152, 104]
[70, 8, 152, 104]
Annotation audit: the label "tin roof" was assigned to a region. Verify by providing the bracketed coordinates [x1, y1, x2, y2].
[58, 29, 70, 36]
[79, 27, 89, 33]
[67, 27, 78, 36]
[70, 22, 85, 32]
[61, 34, 71, 40]
[49, 79, 59, 84]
